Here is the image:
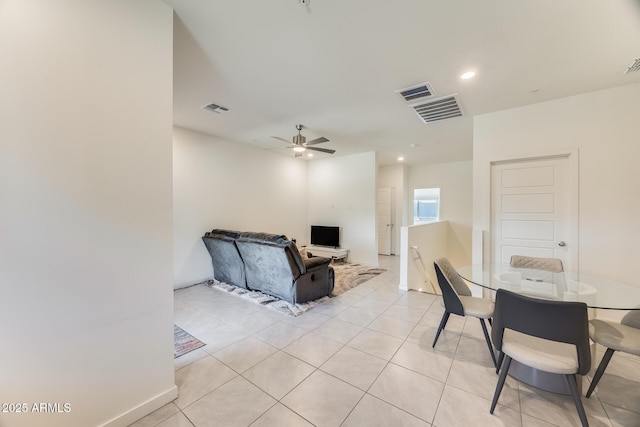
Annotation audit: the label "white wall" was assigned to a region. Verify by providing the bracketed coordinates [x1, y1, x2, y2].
[399, 222, 449, 292]
[0, 2, 175, 426]
[473, 82, 640, 287]
[308, 152, 378, 265]
[408, 161, 473, 266]
[377, 165, 406, 255]
[173, 127, 309, 287]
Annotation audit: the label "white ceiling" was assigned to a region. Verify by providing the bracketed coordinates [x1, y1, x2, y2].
[165, 0, 640, 166]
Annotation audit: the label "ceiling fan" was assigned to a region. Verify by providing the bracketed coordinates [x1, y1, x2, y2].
[271, 124, 335, 157]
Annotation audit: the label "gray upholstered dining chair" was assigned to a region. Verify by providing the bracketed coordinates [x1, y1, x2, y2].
[490, 288, 591, 427]
[586, 311, 640, 398]
[433, 257, 496, 367]
[510, 255, 564, 273]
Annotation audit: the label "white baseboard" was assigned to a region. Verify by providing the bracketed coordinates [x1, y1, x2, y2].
[99, 385, 178, 427]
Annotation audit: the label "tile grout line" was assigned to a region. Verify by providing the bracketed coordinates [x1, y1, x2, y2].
[182, 283, 440, 424]
[170, 256, 635, 427]
[340, 292, 444, 425]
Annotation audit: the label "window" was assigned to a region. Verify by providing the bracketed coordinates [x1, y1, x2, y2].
[413, 188, 440, 224]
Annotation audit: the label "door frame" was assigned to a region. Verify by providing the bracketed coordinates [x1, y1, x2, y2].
[376, 187, 395, 255]
[478, 148, 579, 272]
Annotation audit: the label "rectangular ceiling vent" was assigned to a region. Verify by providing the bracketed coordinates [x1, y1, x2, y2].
[624, 58, 640, 74]
[410, 94, 463, 123]
[203, 103, 229, 114]
[396, 82, 435, 102]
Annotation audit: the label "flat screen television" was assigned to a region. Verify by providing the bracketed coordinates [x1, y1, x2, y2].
[310, 225, 340, 248]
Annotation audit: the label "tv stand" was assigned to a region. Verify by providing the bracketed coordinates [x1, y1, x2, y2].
[306, 245, 349, 262]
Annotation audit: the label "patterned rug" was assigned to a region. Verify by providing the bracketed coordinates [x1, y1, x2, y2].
[332, 262, 387, 295]
[203, 262, 386, 317]
[174, 325, 205, 358]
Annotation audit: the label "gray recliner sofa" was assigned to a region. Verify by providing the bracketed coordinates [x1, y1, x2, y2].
[202, 229, 334, 304]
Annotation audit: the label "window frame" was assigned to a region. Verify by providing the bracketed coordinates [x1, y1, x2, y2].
[413, 187, 441, 224]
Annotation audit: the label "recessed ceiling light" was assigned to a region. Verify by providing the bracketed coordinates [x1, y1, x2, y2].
[307, 153, 314, 157]
[397, 157, 404, 161]
[460, 71, 476, 80]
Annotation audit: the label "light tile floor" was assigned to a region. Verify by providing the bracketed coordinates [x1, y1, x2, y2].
[133, 256, 640, 427]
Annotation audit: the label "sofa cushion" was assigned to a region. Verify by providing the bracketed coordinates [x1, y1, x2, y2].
[201, 229, 246, 288]
[239, 232, 305, 276]
[236, 232, 299, 302]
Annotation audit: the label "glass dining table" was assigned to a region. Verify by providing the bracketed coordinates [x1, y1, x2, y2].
[456, 264, 640, 394]
[457, 264, 640, 310]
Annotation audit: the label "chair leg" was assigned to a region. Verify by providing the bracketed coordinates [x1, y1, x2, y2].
[490, 355, 512, 414]
[565, 374, 589, 427]
[479, 318, 497, 368]
[586, 348, 615, 398]
[432, 312, 451, 348]
[495, 351, 504, 374]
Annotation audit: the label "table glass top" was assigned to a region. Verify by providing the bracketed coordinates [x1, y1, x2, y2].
[457, 264, 640, 310]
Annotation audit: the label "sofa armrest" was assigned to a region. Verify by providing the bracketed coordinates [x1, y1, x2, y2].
[303, 256, 332, 270]
[294, 265, 335, 303]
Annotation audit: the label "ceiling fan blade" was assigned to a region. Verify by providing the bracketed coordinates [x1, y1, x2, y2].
[271, 136, 292, 144]
[306, 146, 335, 154]
[306, 137, 329, 146]
[294, 152, 303, 158]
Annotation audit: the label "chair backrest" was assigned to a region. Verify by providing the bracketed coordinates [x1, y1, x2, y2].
[434, 257, 471, 295]
[622, 310, 640, 329]
[510, 255, 564, 273]
[434, 258, 470, 316]
[491, 288, 591, 374]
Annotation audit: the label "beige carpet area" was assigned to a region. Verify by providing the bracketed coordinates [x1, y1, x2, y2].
[331, 262, 387, 295]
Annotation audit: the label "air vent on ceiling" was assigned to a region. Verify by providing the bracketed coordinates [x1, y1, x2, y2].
[410, 94, 463, 123]
[396, 82, 435, 102]
[624, 58, 640, 74]
[203, 103, 229, 114]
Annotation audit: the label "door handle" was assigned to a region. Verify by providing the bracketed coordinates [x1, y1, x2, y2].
[558, 241, 566, 247]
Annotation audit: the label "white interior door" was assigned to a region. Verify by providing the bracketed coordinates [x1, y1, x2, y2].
[491, 157, 576, 271]
[377, 187, 392, 255]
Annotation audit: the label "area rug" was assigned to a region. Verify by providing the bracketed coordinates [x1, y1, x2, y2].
[203, 262, 386, 317]
[332, 262, 387, 295]
[174, 325, 205, 358]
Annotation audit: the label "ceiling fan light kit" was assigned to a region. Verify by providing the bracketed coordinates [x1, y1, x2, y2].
[271, 124, 335, 157]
